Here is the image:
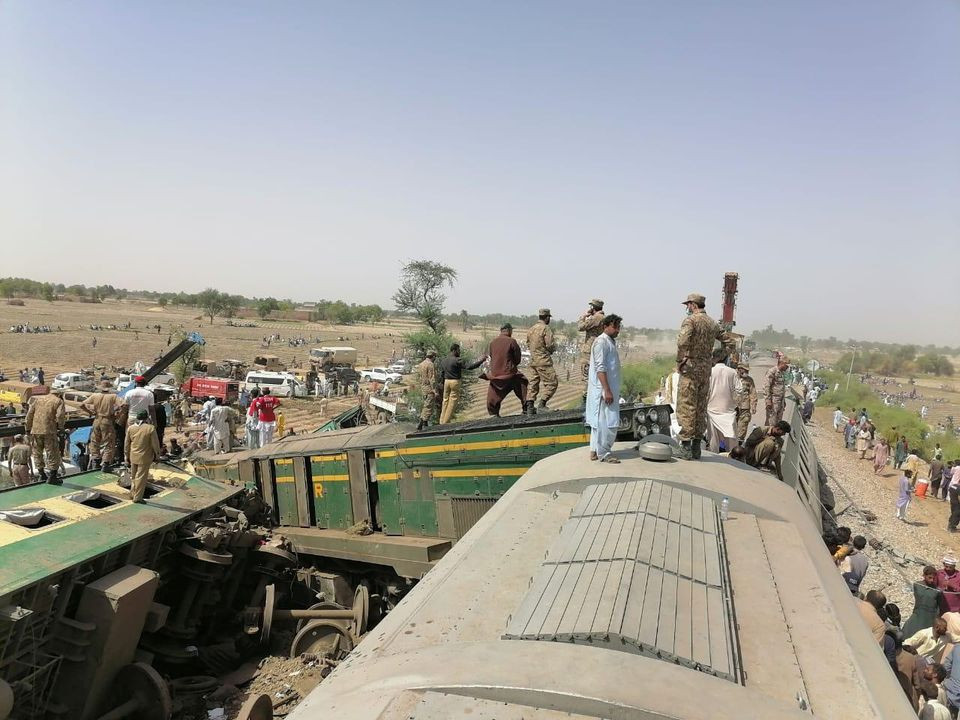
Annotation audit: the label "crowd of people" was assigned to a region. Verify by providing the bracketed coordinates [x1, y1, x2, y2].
[832, 405, 960, 531]
[829, 526, 960, 717]
[7, 324, 57, 333]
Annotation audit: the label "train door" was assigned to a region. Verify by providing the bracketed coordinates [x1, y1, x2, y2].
[309, 454, 353, 530]
[273, 459, 300, 526]
[258, 458, 277, 524]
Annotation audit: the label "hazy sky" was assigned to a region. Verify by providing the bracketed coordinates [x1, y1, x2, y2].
[2, 2, 958, 344]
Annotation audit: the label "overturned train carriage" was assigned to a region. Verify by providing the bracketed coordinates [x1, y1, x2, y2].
[191, 405, 678, 580]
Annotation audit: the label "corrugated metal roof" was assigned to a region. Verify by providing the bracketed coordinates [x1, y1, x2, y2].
[504, 479, 741, 682]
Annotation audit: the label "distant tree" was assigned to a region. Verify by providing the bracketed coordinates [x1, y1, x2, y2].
[257, 297, 280, 319]
[367, 304, 384, 324]
[157, 296, 168, 307]
[197, 288, 225, 324]
[392, 260, 457, 334]
[42, 283, 55, 302]
[459, 309, 469, 332]
[221, 295, 242, 318]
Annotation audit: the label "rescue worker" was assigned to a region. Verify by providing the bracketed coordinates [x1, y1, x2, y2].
[7, 434, 33, 486]
[124, 409, 160, 503]
[527, 308, 558, 412]
[123, 376, 155, 425]
[675, 293, 736, 460]
[439, 343, 486, 424]
[765, 357, 789, 425]
[735, 363, 757, 442]
[415, 350, 438, 430]
[207, 398, 232, 454]
[485, 324, 530, 416]
[25, 387, 66, 484]
[731, 421, 791, 481]
[577, 299, 605, 403]
[80, 380, 119, 470]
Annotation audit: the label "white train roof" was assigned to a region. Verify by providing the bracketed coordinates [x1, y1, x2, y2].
[289, 443, 914, 720]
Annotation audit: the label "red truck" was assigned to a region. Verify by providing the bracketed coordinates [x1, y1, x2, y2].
[181, 376, 240, 404]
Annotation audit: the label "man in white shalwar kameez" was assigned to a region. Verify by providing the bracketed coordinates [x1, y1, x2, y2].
[706, 358, 739, 453]
[207, 399, 232, 454]
[664, 369, 682, 438]
[585, 315, 623, 463]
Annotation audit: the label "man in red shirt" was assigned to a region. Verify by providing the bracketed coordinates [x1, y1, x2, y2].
[251, 388, 281, 446]
[485, 324, 530, 417]
[937, 556, 960, 613]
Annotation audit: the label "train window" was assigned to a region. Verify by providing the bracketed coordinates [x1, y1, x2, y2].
[0, 507, 64, 530]
[64, 490, 122, 509]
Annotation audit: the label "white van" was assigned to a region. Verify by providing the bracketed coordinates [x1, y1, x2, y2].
[52, 373, 94, 391]
[243, 371, 307, 398]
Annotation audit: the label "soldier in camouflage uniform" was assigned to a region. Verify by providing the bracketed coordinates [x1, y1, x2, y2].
[735, 363, 757, 442]
[25, 388, 66, 484]
[765, 357, 789, 425]
[577, 299, 605, 403]
[675, 293, 736, 460]
[415, 350, 437, 430]
[527, 308, 558, 412]
[80, 380, 120, 469]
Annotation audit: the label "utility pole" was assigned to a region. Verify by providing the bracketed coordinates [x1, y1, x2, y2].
[845, 347, 857, 392]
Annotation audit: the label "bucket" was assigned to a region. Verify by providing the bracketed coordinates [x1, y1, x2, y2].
[916, 479, 929, 498]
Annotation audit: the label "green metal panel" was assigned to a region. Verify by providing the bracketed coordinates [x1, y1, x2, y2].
[274, 458, 298, 526]
[0, 473, 241, 597]
[308, 454, 353, 530]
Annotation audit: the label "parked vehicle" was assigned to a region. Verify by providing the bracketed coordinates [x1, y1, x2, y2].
[114, 372, 175, 393]
[252, 355, 285, 372]
[309, 347, 357, 367]
[387, 361, 410, 374]
[358, 367, 403, 384]
[51, 373, 94, 391]
[243, 371, 308, 398]
[181, 376, 241, 404]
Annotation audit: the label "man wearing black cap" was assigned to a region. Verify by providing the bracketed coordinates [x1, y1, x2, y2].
[439, 343, 487, 424]
[485, 324, 530, 416]
[675, 293, 736, 460]
[527, 308, 558, 412]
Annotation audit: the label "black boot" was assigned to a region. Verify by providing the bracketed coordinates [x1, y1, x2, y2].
[522, 400, 535, 415]
[691, 439, 702, 460]
[47, 470, 62, 486]
[416, 419, 426, 431]
[38, 469, 48, 482]
[536, 399, 548, 410]
[676, 441, 693, 460]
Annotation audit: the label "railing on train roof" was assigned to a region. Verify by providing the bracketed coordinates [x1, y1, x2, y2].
[780, 391, 824, 532]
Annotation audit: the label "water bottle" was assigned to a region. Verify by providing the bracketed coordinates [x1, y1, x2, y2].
[720, 497, 730, 521]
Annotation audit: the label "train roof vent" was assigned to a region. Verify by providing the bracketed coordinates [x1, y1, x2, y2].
[504, 479, 741, 683]
[64, 490, 122, 509]
[0, 507, 64, 530]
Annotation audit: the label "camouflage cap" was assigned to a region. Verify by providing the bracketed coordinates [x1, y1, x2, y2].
[589, 298, 604, 309]
[682, 293, 706, 305]
[737, 363, 750, 371]
[538, 308, 551, 316]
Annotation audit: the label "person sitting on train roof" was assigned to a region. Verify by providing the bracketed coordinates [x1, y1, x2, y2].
[840, 535, 870, 596]
[729, 420, 791, 481]
[857, 589, 887, 645]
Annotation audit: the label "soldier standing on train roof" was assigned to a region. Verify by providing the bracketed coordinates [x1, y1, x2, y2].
[526, 308, 558, 413]
[765, 357, 789, 425]
[25, 387, 66, 484]
[577, 299, 605, 405]
[735, 363, 757, 442]
[675, 293, 736, 461]
[415, 350, 437, 430]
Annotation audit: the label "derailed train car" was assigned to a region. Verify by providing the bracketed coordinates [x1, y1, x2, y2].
[192, 405, 677, 584]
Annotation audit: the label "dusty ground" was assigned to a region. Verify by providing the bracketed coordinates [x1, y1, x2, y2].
[810, 407, 959, 613]
[0, 297, 662, 426]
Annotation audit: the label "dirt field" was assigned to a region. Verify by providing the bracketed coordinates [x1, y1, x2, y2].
[0, 298, 660, 425]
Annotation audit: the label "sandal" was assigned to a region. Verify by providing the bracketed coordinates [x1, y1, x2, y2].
[589, 451, 598, 461]
[600, 455, 621, 464]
